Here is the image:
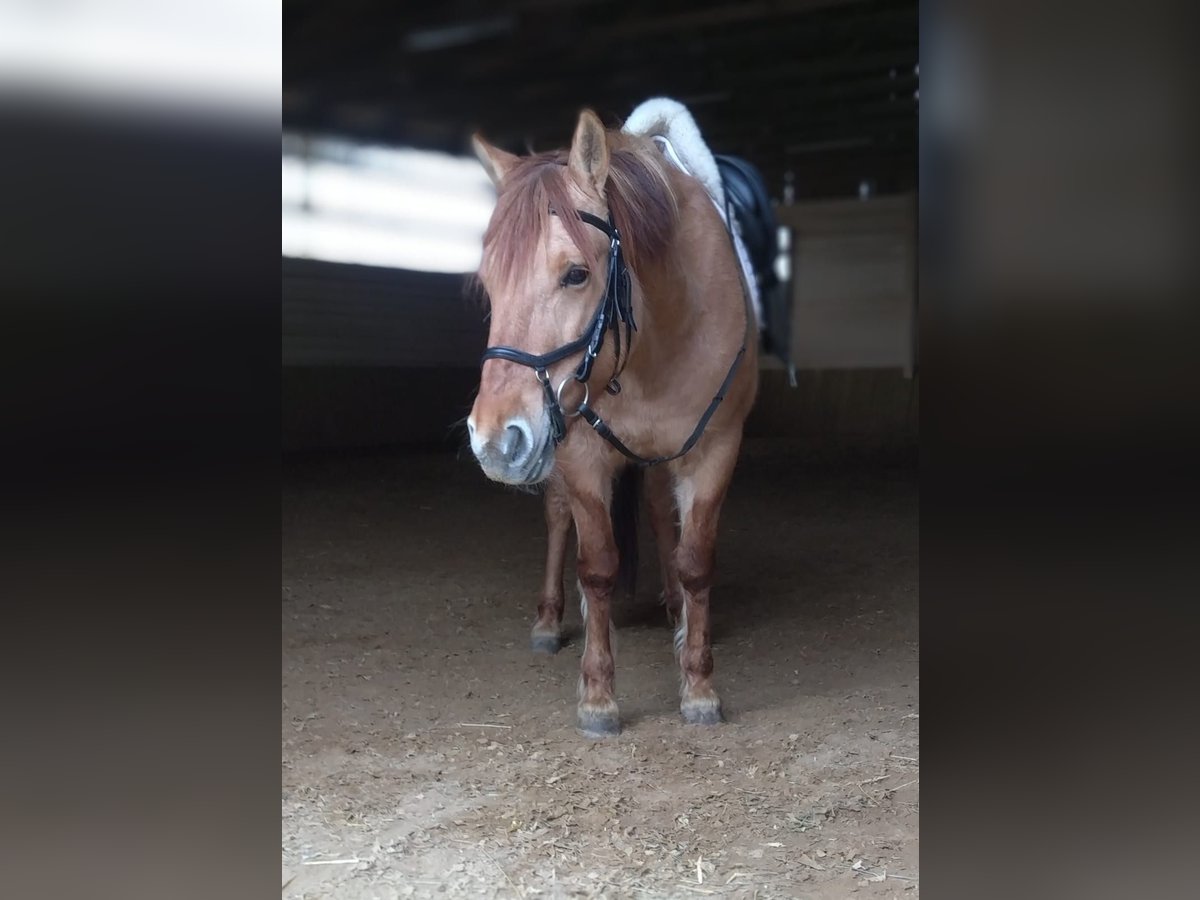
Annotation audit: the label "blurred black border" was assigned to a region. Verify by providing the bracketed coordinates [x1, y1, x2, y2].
[919, 1, 1200, 895]
[1, 98, 282, 898]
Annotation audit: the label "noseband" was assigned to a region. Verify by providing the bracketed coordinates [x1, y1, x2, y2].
[480, 208, 748, 467]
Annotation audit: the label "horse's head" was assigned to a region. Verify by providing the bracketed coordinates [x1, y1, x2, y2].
[467, 111, 616, 485]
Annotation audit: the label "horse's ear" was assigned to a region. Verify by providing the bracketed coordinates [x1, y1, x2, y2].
[568, 109, 610, 197]
[472, 133, 519, 187]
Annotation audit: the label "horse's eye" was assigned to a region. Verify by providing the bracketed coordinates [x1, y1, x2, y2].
[561, 267, 589, 287]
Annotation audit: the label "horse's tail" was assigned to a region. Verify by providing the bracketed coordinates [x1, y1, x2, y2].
[611, 466, 642, 600]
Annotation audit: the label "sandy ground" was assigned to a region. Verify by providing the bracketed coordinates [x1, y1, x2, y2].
[282, 440, 918, 898]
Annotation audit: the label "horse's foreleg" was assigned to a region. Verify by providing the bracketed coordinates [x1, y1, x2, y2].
[672, 439, 740, 726]
[570, 482, 621, 738]
[645, 465, 682, 628]
[532, 476, 573, 654]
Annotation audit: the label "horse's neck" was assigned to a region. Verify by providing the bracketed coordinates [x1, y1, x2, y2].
[624, 171, 741, 390]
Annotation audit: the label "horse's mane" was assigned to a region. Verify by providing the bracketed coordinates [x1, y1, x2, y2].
[481, 133, 679, 291]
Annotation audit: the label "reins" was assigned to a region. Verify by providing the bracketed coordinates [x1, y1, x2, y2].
[480, 198, 752, 467]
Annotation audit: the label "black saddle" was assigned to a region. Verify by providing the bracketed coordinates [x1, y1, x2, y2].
[714, 154, 793, 371]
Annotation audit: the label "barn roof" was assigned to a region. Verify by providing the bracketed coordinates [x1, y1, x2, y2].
[283, 0, 918, 200]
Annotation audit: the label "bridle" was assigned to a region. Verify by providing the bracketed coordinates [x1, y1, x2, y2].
[480, 206, 749, 467]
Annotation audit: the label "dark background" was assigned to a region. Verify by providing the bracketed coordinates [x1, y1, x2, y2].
[284, 0, 918, 199]
[282, 0, 919, 456]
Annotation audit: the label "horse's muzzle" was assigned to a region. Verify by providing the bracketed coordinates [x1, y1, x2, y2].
[468, 415, 555, 485]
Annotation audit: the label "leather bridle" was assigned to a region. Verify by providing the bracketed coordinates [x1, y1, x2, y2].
[480, 206, 749, 467]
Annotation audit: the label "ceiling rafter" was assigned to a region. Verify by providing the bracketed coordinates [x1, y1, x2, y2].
[284, 0, 918, 199]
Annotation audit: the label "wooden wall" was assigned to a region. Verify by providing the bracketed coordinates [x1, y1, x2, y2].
[283, 258, 484, 367]
[777, 193, 917, 373]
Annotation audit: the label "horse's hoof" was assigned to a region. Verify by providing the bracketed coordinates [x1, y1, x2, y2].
[577, 705, 621, 738]
[681, 697, 723, 726]
[530, 631, 562, 655]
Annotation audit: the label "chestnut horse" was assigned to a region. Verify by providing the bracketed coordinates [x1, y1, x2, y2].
[468, 109, 758, 737]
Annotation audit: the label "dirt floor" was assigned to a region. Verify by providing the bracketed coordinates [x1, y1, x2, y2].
[282, 439, 919, 898]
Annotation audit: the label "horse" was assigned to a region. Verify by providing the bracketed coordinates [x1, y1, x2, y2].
[467, 107, 758, 737]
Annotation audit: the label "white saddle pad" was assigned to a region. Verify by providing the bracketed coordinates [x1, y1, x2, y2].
[622, 97, 763, 328]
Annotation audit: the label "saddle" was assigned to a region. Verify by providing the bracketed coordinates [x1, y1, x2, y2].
[715, 154, 794, 374]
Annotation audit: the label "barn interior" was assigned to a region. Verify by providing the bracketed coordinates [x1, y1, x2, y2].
[282, 1, 919, 896]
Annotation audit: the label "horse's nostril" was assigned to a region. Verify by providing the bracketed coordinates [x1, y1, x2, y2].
[505, 423, 530, 465]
